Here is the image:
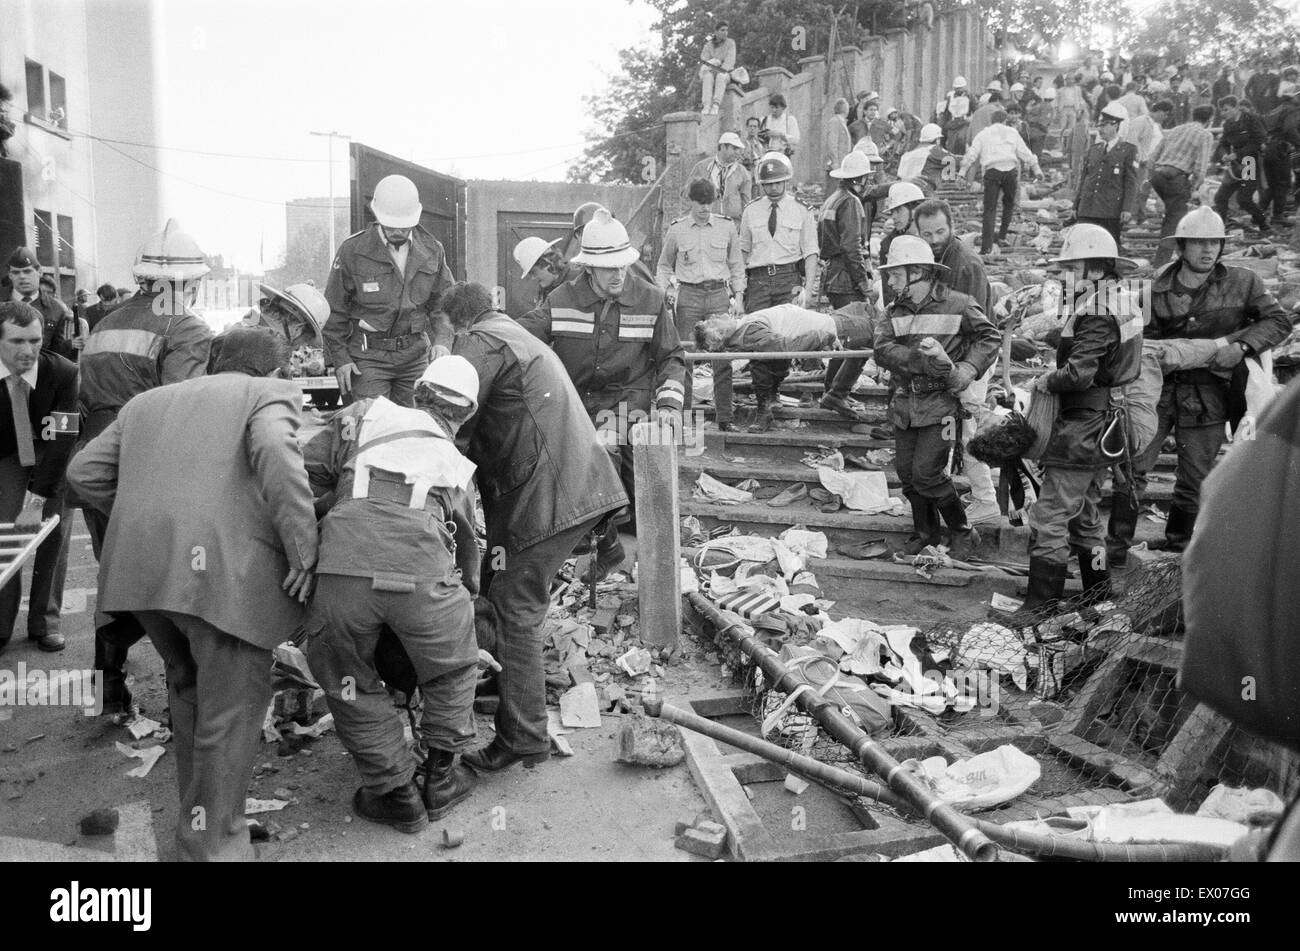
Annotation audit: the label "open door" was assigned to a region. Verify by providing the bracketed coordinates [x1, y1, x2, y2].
[350, 143, 466, 279]
[496, 211, 572, 318]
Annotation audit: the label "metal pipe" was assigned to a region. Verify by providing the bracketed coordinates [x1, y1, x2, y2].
[687, 592, 1000, 862]
[685, 349, 874, 361]
[646, 699, 913, 813]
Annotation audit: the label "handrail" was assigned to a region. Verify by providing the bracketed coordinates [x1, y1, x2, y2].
[685, 348, 874, 361]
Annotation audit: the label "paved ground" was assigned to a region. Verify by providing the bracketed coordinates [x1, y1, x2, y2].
[0, 511, 717, 862]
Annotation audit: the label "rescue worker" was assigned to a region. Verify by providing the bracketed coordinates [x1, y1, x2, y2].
[1072, 102, 1139, 251]
[561, 202, 656, 286]
[896, 123, 950, 192]
[872, 236, 1000, 559]
[1106, 207, 1292, 563]
[211, 281, 329, 371]
[1006, 225, 1144, 625]
[817, 151, 877, 421]
[4, 247, 78, 360]
[655, 178, 744, 423]
[519, 210, 685, 580]
[305, 357, 483, 833]
[323, 174, 455, 407]
[1261, 81, 1300, 224]
[76, 219, 214, 715]
[444, 282, 626, 773]
[940, 76, 973, 155]
[879, 181, 928, 282]
[513, 236, 573, 309]
[849, 139, 892, 238]
[1212, 96, 1270, 234]
[738, 152, 818, 317]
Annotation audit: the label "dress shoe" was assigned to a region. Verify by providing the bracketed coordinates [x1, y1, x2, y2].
[420, 750, 477, 820]
[30, 632, 66, 652]
[766, 483, 808, 507]
[715, 420, 735, 432]
[353, 781, 428, 834]
[838, 539, 889, 559]
[462, 738, 550, 773]
[818, 494, 843, 513]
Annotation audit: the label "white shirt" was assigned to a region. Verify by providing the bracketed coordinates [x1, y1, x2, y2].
[379, 226, 410, 274]
[1, 362, 39, 390]
[1122, 113, 1164, 163]
[960, 123, 1041, 176]
[763, 112, 801, 146]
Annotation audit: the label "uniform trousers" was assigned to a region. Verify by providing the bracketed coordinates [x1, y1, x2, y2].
[1030, 466, 1108, 565]
[675, 283, 731, 414]
[346, 334, 431, 407]
[0, 454, 70, 645]
[894, 422, 957, 501]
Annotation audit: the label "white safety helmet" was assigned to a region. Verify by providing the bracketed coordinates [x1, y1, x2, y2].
[417, 355, 480, 414]
[133, 219, 210, 282]
[879, 234, 949, 274]
[830, 150, 878, 179]
[1173, 206, 1228, 241]
[259, 282, 330, 337]
[513, 236, 562, 279]
[1010, 82, 1025, 93]
[953, 76, 968, 89]
[1052, 223, 1136, 268]
[852, 139, 886, 164]
[885, 181, 926, 213]
[756, 151, 795, 184]
[987, 79, 1003, 91]
[919, 122, 943, 143]
[370, 174, 422, 229]
[1099, 102, 1129, 123]
[570, 209, 640, 267]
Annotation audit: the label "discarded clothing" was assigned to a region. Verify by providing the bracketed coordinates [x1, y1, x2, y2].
[817, 467, 899, 514]
[910, 745, 1041, 811]
[693, 472, 755, 505]
[954, 622, 1030, 691]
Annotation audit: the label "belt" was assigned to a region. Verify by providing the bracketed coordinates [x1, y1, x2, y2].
[747, 263, 797, 276]
[679, 280, 727, 290]
[1154, 165, 1190, 176]
[908, 376, 950, 394]
[365, 473, 448, 516]
[359, 331, 426, 352]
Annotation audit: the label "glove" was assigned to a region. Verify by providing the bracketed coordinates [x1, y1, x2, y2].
[947, 363, 977, 392]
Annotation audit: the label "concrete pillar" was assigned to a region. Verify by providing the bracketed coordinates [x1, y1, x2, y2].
[720, 83, 744, 134]
[800, 55, 829, 182]
[632, 422, 680, 649]
[885, 29, 908, 111]
[863, 36, 885, 97]
[835, 45, 862, 100]
[755, 66, 794, 100]
[663, 111, 705, 226]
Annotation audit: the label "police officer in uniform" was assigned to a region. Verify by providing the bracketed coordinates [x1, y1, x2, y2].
[77, 219, 214, 713]
[305, 357, 483, 834]
[739, 152, 818, 313]
[1008, 225, 1144, 624]
[519, 209, 686, 582]
[4, 247, 78, 360]
[655, 178, 744, 424]
[873, 236, 1001, 560]
[324, 174, 455, 407]
[1106, 208, 1292, 563]
[1073, 102, 1139, 251]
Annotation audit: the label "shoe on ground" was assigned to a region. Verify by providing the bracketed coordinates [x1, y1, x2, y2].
[353, 782, 428, 834]
[419, 752, 478, 821]
[838, 539, 889, 559]
[30, 632, 66, 652]
[462, 738, 550, 773]
[766, 483, 808, 507]
[716, 420, 735, 432]
[808, 486, 835, 504]
[819, 393, 867, 421]
[818, 494, 843, 513]
[964, 500, 1002, 526]
[748, 408, 774, 432]
[946, 526, 981, 561]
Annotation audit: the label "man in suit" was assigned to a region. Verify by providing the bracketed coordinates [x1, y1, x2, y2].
[1073, 102, 1140, 252]
[4, 247, 79, 361]
[0, 301, 79, 653]
[67, 327, 319, 861]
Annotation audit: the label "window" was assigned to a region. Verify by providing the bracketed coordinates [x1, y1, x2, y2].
[57, 215, 74, 270]
[34, 209, 55, 268]
[25, 59, 45, 115]
[48, 72, 67, 129]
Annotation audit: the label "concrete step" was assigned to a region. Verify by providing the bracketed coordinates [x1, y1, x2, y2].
[685, 544, 975, 588]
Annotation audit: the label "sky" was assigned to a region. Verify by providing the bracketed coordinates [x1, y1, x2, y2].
[141, 0, 659, 271]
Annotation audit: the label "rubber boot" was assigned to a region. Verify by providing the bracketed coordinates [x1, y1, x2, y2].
[1105, 490, 1140, 569]
[749, 390, 774, 432]
[937, 493, 981, 561]
[1074, 546, 1112, 607]
[1002, 557, 1069, 628]
[421, 749, 477, 821]
[1148, 506, 1195, 553]
[901, 491, 938, 556]
[353, 780, 428, 834]
[94, 629, 136, 716]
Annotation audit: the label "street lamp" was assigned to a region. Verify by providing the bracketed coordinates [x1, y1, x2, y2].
[309, 130, 351, 262]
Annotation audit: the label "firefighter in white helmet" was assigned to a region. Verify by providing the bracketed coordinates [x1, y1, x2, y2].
[1005, 224, 1144, 626]
[77, 218, 215, 714]
[518, 209, 686, 582]
[213, 281, 331, 372]
[940, 76, 972, 154]
[873, 235, 1000, 560]
[304, 355, 484, 833]
[896, 123, 950, 191]
[513, 236, 572, 309]
[1106, 207, 1292, 564]
[323, 174, 455, 407]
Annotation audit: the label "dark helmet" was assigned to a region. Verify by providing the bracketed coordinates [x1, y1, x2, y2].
[572, 201, 608, 234]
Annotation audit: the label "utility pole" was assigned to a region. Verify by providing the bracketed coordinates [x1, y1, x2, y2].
[309, 130, 351, 261]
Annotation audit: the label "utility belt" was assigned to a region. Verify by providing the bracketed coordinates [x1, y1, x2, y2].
[365, 471, 450, 519]
[1060, 387, 1112, 411]
[1154, 164, 1190, 177]
[1169, 367, 1227, 387]
[747, 263, 798, 277]
[679, 279, 728, 291]
[907, 375, 950, 394]
[358, 330, 428, 352]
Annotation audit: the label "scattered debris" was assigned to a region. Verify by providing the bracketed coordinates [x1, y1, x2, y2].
[114, 742, 165, 778]
[674, 819, 727, 859]
[559, 682, 602, 729]
[441, 828, 464, 849]
[615, 647, 653, 677]
[125, 716, 162, 740]
[783, 774, 810, 795]
[78, 808, 119, 836]
[616, 713, 685, 767]
[288, 713, 335, 738]
[246, 798, 290, 815]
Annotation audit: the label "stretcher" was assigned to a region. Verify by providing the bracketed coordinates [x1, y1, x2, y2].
[0, 515, 61, 589]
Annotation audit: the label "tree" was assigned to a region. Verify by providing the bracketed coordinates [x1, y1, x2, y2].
[968, 0, 1134, 57]
[1129, 0, 1299, 66]
[266, 220, 331, 290]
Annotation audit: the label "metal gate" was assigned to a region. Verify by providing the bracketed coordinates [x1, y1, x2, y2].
[496, 211, 571, 318]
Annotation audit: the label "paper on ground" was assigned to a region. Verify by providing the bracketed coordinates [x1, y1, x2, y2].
[115, 742, 165, 779]
[559, 682, 602, 729]
[817, 467, 900, 514]
[245, 798, 290, 815]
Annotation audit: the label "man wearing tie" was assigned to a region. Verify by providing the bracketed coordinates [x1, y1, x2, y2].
[5, 247, 79, 361]
[0, 300, 79, 653]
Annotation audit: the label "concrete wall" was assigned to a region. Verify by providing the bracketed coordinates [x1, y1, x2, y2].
[464, 179, 653, 289]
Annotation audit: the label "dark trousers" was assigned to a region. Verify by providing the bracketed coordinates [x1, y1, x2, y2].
[1106, 390, 1227, 555]
[1261, 142, 1293, 218]
[136, 610, 272, 862]
[1031, 466, 1108, 566]
[1075, 215, 1123, 253]
[1151, 166, 1193, 267]
[675, 283, 731, 413]
[823, 302, 872, 399]
[981, 168, 1018, 253]
[743, 265, 800, 312]
[749, 356, 791, 405]
[894, 423, 956, 501]
[0, 453, 70, 645]
[82, 505, 148, 707]
[481, 515, 606, 755]
[347, 335, 431, 408]
[308, 574, 477, 791]
[1214, 164, 1267, 228]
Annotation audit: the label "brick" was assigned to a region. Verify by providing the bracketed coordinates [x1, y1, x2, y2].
[675, 826, 727, 860]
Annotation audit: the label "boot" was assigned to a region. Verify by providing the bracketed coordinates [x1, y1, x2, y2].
[937, 493, 981, 561]
[420, 749, 477, 821]
[1106, 491, 1140, 569]
[583, 528, 626, 585]
[1148, 506, 1195, 553]
[93, 630, 136, 717]
[1073, 546, 1112, 607]
[748, 392, 774, 432]
[901, 492, 940, 556]
[1002, 557, 1069, 628]
[353, 780, 428, 834]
